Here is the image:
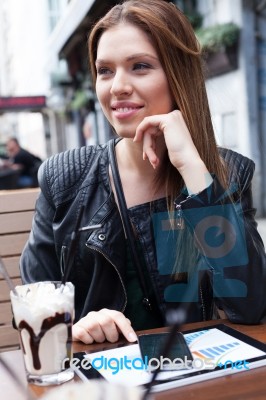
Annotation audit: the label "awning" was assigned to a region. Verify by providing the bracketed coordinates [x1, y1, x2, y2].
[0, 96, 46, 112]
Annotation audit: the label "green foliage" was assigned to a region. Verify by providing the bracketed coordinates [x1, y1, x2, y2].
[196, 22, 240, 53]
[70, 90, 89, 110]
[186, 11, 203, 29]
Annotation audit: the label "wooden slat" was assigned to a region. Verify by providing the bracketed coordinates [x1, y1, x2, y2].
[0, 189, 39, 350]
[0, 302, 13, 325]
[0, 324, 20, 348]
[0, 256, 20, 278]
[0, 188, 39, 213]
[0, 278, 21, 302]
[0, 233, 30, 257]
[0, 211, 34, 234]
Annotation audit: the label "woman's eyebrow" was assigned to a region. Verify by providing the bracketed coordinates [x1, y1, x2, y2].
[96, 53, 158, 65]
[126, 53, 158, 61]
[95, 59, 110, 66]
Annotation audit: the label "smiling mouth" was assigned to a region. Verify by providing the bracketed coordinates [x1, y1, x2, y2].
[112, 106, 142, 112]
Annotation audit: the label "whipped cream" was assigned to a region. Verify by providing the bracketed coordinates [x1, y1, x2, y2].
[11, 282, 74, 376]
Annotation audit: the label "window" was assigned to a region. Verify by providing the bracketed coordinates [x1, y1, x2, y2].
[47, 0, 68, 32]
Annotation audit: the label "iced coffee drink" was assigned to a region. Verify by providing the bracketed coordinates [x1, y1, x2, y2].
[10, 281, 75, 385]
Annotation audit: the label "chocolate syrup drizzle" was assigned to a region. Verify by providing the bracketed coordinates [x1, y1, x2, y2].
[19, 312, 72, 370]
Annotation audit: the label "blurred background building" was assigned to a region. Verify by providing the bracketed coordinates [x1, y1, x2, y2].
[0, 0, 266, 216]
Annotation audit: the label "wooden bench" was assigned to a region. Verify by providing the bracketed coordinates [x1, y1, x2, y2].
[0, 188, 40, 352]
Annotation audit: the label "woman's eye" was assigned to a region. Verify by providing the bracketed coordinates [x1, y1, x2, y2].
[97, 67, 112, 75]
[133, 63, 152, 71]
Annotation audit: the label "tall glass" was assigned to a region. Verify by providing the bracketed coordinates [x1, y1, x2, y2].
[10, 281, 75, 386]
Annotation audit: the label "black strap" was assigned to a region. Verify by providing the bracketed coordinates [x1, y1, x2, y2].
[108, 139, 152, 311]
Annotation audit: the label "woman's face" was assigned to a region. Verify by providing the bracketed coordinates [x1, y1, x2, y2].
[95, 23, 173, 138]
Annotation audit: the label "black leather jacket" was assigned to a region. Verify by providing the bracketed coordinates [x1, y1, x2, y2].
[20, 140, 266, 325]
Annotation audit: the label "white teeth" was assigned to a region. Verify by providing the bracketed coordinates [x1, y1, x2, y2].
[116, 107, 135, 112]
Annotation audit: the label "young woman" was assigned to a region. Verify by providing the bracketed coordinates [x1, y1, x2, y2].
[20, 0, 266, 344]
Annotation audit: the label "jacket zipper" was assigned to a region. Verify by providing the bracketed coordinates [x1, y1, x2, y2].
[175, 194, 207, 320]
[85, 243, 127, 312]
[174, 193, 199, 229]
[199, 284, 206, 321]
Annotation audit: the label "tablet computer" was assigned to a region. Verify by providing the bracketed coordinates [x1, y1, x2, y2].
[72, 324, 266, 392]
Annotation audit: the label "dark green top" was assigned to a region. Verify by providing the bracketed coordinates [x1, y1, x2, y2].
[124, 241, 162, 330]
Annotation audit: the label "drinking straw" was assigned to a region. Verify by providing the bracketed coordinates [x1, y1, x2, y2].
[142, 309, 186, 400]
[61, 204, 101, 285]
[142, 265, 210, 398]
[0, 255, 19, 296]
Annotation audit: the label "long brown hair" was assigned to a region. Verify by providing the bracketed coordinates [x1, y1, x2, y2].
[88, 0, 227, 209]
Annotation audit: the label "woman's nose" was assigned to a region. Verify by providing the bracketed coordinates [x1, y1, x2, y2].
[110, 70, 133, 96]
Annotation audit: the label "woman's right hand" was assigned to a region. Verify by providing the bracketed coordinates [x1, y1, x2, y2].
[72, 308, 138, 344]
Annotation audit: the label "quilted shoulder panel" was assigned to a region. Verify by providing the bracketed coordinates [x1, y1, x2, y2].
[38, 143, 107, 205]
[218, 147, 255, 191]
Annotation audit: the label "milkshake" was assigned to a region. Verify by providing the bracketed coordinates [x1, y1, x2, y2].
[10, 281, 75, 385]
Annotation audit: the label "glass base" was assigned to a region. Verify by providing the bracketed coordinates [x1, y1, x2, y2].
[27, 368, 74, 386]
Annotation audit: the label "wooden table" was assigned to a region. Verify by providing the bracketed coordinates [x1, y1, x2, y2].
[1, 320, 265, 400]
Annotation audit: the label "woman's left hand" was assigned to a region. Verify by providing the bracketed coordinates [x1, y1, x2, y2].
[134, 110, 200, 171]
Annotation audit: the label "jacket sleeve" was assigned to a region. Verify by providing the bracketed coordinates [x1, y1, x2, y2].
[174, 153, 266, 324]
[20, 162, 62, 283]
[19, 144, 99, 284]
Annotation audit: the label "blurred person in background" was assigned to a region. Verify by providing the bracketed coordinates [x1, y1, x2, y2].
[5, 137, 42, 188]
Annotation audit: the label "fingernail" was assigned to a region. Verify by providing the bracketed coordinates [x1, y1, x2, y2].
[128, 331, 138, 342]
